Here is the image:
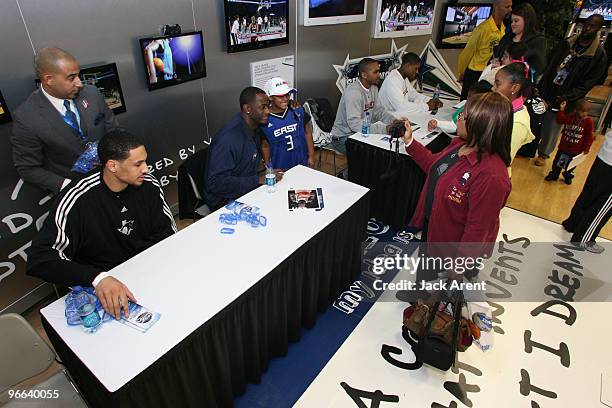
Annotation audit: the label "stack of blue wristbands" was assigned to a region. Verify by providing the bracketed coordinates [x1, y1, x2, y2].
[219, 207, 267, 234]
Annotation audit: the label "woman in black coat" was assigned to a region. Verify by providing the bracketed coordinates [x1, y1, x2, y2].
[495, 2, 546, 79]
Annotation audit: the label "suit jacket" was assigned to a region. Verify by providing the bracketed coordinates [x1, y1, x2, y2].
[11, 84, 119, 193]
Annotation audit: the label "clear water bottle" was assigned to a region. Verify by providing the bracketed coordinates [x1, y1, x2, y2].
[361, 110, 370, 136]
[76, 291, 101, 333]
[65, 287, 84, 326]
[265, 164, 276, 193]
[431, 84, 441, 115]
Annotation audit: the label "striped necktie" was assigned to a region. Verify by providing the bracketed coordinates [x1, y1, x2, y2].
[63, 99, 86, 142]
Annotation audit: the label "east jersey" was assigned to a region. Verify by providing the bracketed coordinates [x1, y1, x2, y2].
[260, 107, 310, 170]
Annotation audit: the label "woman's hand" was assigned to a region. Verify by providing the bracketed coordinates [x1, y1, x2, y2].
[402, 120, 413, 146]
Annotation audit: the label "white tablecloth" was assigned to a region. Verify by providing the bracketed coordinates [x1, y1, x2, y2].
[40, 165, 369, 392]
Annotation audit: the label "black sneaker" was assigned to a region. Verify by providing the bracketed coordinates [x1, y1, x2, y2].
[564, 177, 573, 185]
[545, 173, 557, 181]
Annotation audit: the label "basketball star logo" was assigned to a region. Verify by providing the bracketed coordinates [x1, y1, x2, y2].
[118, 220, 135, 236]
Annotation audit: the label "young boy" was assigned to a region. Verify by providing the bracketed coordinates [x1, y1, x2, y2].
[260, 77, 315, 170]
[545, 99, 594, 184]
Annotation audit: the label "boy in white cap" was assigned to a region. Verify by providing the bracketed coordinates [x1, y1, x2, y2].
[260, 77, 315, 170]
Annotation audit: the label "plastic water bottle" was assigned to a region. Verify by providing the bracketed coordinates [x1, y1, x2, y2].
[76, 291, 101, 333]
[361, 110, 370, 136]
[265, 164, 276, 193]
[65, 287, 84, 326]
[431, 84, 440, 115]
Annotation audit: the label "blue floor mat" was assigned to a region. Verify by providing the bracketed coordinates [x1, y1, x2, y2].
[235, 220, 419, 408]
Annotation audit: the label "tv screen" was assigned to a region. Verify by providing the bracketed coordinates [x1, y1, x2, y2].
[578, 0, 612, 21]
[225, 0, 289, 53]
[139, 31, 207, 91]
[304, 0, 367, 26]
[79, 63, 126, 114]
[437, 4, 492, 49]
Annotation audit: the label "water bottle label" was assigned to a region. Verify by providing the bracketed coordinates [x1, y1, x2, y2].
[265, 174, 276, 186]
[79, 303, 101, 328]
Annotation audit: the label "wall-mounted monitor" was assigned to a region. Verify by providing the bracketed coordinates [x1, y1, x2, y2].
[436, 3, 492, 49]
[139, 31, 207, 91]
[304, 0, 367, 26]
[577, 0, 612, 22]
[79, 63, 127, 114]
[0, 90, 11, 124]
[225, 0, 289, 53]
[373, 0, 438, 38]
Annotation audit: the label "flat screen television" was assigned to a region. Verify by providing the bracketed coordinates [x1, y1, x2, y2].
[304, 0, 367, 26]
[437, 3, 493, 49]
[139, 31, 207, 91]
[225, 0, 289, 53]
[79, 63, 127, 114]
[577, 0, 612, 22]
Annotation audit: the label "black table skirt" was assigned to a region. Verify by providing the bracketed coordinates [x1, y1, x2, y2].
[42, 192, 370, 408]
[346, 134, 451, 230]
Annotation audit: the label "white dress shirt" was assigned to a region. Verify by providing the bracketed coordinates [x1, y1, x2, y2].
[376, 69, 430, 117]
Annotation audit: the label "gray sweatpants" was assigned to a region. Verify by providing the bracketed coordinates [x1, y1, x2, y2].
[537, 110, 563, 158]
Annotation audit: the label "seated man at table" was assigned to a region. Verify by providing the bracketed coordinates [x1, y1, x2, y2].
[376, 52, 443, 116]
[27, 129, 177, 320]
[330, 58, 397, 154]
[205, 86, 283, 210]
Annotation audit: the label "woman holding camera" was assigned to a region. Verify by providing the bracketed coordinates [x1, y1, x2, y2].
[402, 92, 512, 281]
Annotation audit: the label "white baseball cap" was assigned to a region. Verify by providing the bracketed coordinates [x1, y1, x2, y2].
[264, 77, 295, 96]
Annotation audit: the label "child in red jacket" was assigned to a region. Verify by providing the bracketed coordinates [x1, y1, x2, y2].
[545, 99, 594, 184]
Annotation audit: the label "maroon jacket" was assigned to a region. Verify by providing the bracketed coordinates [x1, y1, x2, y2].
[556, 111, 594, 155]
[406, 138, 511, 250]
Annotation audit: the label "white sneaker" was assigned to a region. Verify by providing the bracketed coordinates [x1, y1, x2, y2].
[585, 242, 605, 254]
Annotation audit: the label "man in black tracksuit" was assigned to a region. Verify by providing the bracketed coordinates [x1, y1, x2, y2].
[204, 87, 283, 211]
[27, 130, 177, 319]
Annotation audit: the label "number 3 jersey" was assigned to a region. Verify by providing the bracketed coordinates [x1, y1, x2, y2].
[260, 107, 311, 170]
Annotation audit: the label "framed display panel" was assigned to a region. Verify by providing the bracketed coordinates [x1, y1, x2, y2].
[225, 0, 289, 53]
[373, 0, 438, 38]
[436, 3, 493, 49]
[79, 63, 127, 114]
[139, 31, 207, 91]
[0, 90, 11, 124]
[303, 0, 367, 26]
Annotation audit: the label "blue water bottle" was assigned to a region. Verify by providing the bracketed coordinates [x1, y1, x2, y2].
[361, 110, 370, 136]
[431, 84, 441, 115]
[76, 291, 101, 333]
[265, 163, 276, 193]
[64, 287, 83, 326]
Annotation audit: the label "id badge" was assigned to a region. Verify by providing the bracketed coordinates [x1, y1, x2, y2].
[72, 141, 100, 173]
[553, 68, 569, 86]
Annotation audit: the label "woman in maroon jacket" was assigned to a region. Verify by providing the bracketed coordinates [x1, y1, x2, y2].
[403, 92, 513, 281]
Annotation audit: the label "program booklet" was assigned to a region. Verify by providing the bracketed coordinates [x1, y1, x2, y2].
[288, 188, 324, 211]
[119, 302, 161, 333]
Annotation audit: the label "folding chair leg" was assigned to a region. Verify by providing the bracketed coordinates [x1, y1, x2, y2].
[333, 151, 337, 175]
[318, 147, 323, 169]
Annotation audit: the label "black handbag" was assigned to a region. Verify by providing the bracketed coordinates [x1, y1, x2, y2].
[413, 294, 462, 371]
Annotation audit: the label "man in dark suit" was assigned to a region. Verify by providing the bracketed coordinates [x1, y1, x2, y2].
[11, 47, 119, 193]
